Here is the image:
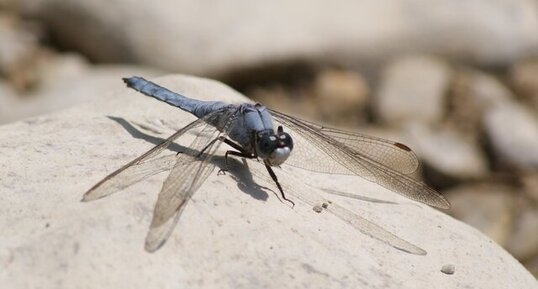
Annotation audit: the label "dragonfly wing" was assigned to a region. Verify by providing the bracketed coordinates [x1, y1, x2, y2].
[316, 127, 419, 175]
[247, 161, 426, 255]
[326, 202, 427, 255]
[82, 117, 208, 201]
[270, 109, 419, 175]
[144, 108, 237, 252]
[144, 153, 217, 252]
[270, 109, 450, 209]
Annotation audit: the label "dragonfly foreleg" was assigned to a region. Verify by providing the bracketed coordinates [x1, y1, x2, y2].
[264, 162, 295, 208]
[218, 138, 255, 175]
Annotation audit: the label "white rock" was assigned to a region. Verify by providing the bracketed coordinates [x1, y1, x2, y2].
[484, 100, 538, 168]
[448, 69, 514, 135]
[313, 69, 369, 125]
[449, 69, 538, 169]
[404, 123, 489, 180]
[445, 184, 515, 246]
[374, 55, 451, 125]
[15, 0, 538, 75]
[0, 75, 535, 289]
[0, 55, 163, 124]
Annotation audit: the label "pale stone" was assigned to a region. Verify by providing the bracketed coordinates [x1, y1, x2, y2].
[0, 75, 535, 289]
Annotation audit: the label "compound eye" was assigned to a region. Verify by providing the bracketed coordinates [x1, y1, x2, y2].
[256, 134, 277, 157]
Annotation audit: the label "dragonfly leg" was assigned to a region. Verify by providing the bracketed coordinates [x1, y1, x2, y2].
[218, 138, 254, 175]
[218, 150, 254, 175]
[264, 162, 295, 208]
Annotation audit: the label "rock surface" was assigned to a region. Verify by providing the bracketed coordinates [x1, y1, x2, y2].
[15, 0, 538, 75]
[1, 75, 536, 289]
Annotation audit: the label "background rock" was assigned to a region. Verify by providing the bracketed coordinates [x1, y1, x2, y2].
[1, 75, 536, 289]
[448, 69, 513, 135]
[505, 197, 538, 260]
[510, 60, 538, 111]
[313, 69, 369, 125]
[0, 13, 40, 90]
[15, 0, 538, 75]
[0, 59, 163, 125]
[373, 55, 451, 125]
[444, 184, 515, 246]
[483, 100, 538, 169]
[403, 123, 489, 182]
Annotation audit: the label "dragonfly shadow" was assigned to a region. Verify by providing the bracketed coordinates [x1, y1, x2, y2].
[214, 158, 269, 202]
[107, 116, 269, 202]
[107, 116, 191, 155]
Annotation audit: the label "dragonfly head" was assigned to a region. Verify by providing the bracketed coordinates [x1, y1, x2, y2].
[255, 126, 293, 166]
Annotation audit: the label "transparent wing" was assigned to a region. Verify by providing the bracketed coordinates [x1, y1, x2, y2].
[270, 109, 450, 209]
[144, 108, 237, 252]
[83, 108, 238, 252]
[310, 124, 418, 175]
[144, 152, 217, 252]
[269, 110, 419, 175]
[247, 160, 426, 255]
[82, 117, 208, 201]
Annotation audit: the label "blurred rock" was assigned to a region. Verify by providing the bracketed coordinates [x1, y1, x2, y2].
[510, 60, 538, 111]
[0, 0, 17, 10]
[0, 52, 163, 124]
[404, 123, 489, 183]
[449, 69, 512, 134]
[248, 85, 319, 120]
[374, 55, 451, 125]
[484, 100, 538, 169]
[15, 0, 538, 75]
[0, 79, 17, 120]
[520, 171, 538, 203]
[445, 183, 515, 246]
[448, 69, 538, 169]
[505, 197, 538, 260]
[0, 14, 40, 91]
[313, 69, 369, 125]
[525, 255, 538, 278]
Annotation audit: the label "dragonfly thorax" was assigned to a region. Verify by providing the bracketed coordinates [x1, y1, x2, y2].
[255, 126, 293, 166]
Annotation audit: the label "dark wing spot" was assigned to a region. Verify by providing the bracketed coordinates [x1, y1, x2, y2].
[394, 142, 412, 151]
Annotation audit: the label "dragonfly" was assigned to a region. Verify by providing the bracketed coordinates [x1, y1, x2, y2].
[83, 76, 450, 254]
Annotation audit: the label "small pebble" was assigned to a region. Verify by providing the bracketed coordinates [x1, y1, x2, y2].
[312, 205, 323, 213]
[441, 264, 455, 275]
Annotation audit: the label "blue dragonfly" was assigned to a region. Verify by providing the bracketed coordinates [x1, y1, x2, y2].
[83, 77, 450, 253]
